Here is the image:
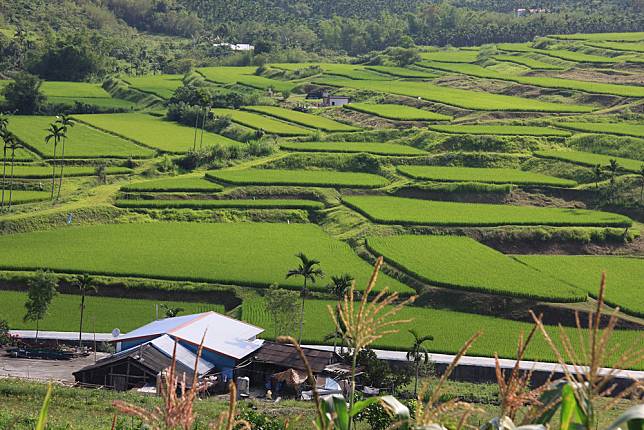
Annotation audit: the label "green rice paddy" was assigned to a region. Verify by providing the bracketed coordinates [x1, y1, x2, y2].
[343, 196, 632, 227]
[207, 168, 389, 188]
[75, 113, 239, 153]
[345, 103, 452, 121]
[516, 255, 644, 317]
[364, 66, 438, 78]
[427, 124, 571, 136]
[555, 122, 644, 138]
[243, 106, 358, 132]
[279, 141, 427, 156]
[10, 165, 132, 179]
[419, 50, 479, 63]
[121, 177, 223, 192]
[0, 222, 412, 293]
[397, 166, 577, 187]
[367, 235, 583, 301]
[123, 74, 185, 99]
[212, 108, 311, 136]
[534, 150, 644, 173]
[0, 190, 49, 204]
[493, 55, 564, 70]
[7, 116, 154, 159]
[115, 199, 324, 210]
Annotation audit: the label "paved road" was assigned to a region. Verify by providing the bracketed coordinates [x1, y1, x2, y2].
[0, 351, 109, 382]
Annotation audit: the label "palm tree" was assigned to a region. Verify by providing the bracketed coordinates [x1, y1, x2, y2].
[286, 252, 324, 343]
[593, 164, 603, 190]
[4, 133, 22, 210]
[607, 159, 619, 201]
[328, 274, 354, 353]
[45, 123, 66, 200]
[55, 114, 75, 202]
[406, 328, 434, 396]
[160, 304, 184, 318]
[74, 274, 97, 348]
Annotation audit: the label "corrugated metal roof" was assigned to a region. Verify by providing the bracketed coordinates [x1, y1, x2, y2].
[253, 342, 336, 373]
[150, 335, 215, 376]
[115, 312, 264, 359]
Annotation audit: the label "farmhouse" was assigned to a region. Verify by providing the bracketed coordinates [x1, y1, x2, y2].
[321, 92, 351, 107]
[73, 312, 264, 391]
[212, 42, 254, 51]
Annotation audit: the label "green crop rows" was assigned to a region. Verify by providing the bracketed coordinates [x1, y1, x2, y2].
[493, 55, 564, 70]
[241, 296, 641, 367]
[40, 81, 138, 109]
[419, 61, 644, 97]
[207, 168, 388, 188]
[124, 74, 185, 99]
[585, 41, 644, 53]
[0, 290, 224, 333]
[76, 113, 239, 153]
[345, 103, 452, 121]
[121, 177, 223, 192]
[397, 166, 577, 187]
[0, 222, 412, 293]
[534, 49, 636, 63]
[556, 122, 644, 138]
[7, 116, 154, 159]
[5, 147, 35, 161]
[243, 106, 358, 132]
[344, 196, 632, 227]
[364, 66, 438, 78]
[314, 77, 593, 112]
[198, 66, 298, 91]
[367, 235, 583, 301]
[10, 165, 132, 179]
[115, 199, 324, 210]
[271, 63, 388, 80]
[212, 108, 311, 136]
[517, 255, 644, 317]
[0, 190, 49, 204]
[279, 141, 427, 156]
[419, 50, 478, 63]
[550, 32, 644, 42]
[534, 150, 643, 173]
[427, 124, 571, 136]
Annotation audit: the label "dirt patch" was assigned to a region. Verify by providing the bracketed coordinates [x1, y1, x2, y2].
[480, 235, 643, 257]
[557, 69, 644, 86]
[0, 349, 110, 382]
[503, 189, 586, 208]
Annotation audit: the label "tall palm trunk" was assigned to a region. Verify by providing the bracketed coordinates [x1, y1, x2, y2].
[193, 109, 201, 150]
[35, 319, 39, 343]
[50, 141, 58, 200]
[7, 148, 16, 210]
[79, 292, 86, 348]
[56, 137, 66, 201]
[1, 145, 6, 209]
[414, 361, 420, 396]
[298, 278, 307, 343]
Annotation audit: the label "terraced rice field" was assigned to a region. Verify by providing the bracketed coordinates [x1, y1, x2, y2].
[271, 63, 388, 80]
[212, 108, 311, 136]
[314, 77, 593, 112]
[427, 124, 571, 136]
[343, 196, 632, 227]
[279, 141, 427, 156]
[242, 296, 642, 366]
[397, 166, 577, 187]
[345, 103, 452, 121]
[115, 199, 324, 210]
[492, 55, 564, 70]
[550, 32, 644, 42]
[39, 81, 138, 109]
[5, 148, 35, 162]
[367, 235, 583, 301]
[10, 165, 132, 179]
[555, 122, 644, 138]
[419, 50, 478, 63]
[75, 113, 239, 153]
[0, 222, 412, 293]
[0, 290, 225, 332]
[585, 41, 644, 53]
[534, 150, 643, 173]
[124, 74, 185, 99]
[197, 66, 298, 91]
[419, 61, 644, 97]
[0, 190, 49, 204]
[207, 168, 388, 188]
[243, 106, 358, 132]
[533, 49, 633, 63]
[7, 115, 155, 159]
[121, 177, 223, 192]
[517, 255, 644, 317]
[364, 66, 438, 78]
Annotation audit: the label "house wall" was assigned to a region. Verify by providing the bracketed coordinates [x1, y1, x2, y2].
[179, 341, 237, 381]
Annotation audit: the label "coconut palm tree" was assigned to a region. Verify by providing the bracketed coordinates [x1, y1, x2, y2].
[74, 274, 97, 348]
[55, 114, 75, 201]
[4, 133, 22, 210]
[44, 122, 66, 200]
[593, 164, 603, 190]
[286, 252, 324, 343]
[328, 273, 354, 353]
[607, 159, 619, 201]
[406, 328, 434, 396]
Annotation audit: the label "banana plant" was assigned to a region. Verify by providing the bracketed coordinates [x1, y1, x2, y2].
[316, 394, 410, 430]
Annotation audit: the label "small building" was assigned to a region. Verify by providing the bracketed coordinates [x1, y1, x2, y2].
[74, 312, 264, 391]
[213, 43, 254, 51]
[322, 92, 351, 107]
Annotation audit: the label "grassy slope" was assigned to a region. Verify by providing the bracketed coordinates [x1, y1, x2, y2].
[397, 166, 577, 187]
[534, 150, 643, 173]
[343, 196, 632, 227]
[207, 168, 389, 188]
[121, 176, 223, 192]
[115, 199, 324, 210]
[556, 122, 644, 138]
[345, 103, 452, 121]
[0, 222, 412, 293]
[427, 124, 571, 136]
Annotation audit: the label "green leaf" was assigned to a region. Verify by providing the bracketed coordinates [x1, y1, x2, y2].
[606, 405, 644, 430]
[330, 395, 349, 430]
[560, 383, 586, 430]
[349, 397, 381, 417]
[35, 382, 53, 430]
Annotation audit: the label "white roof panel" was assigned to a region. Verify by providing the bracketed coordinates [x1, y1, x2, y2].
[150, 334, 215, 375]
